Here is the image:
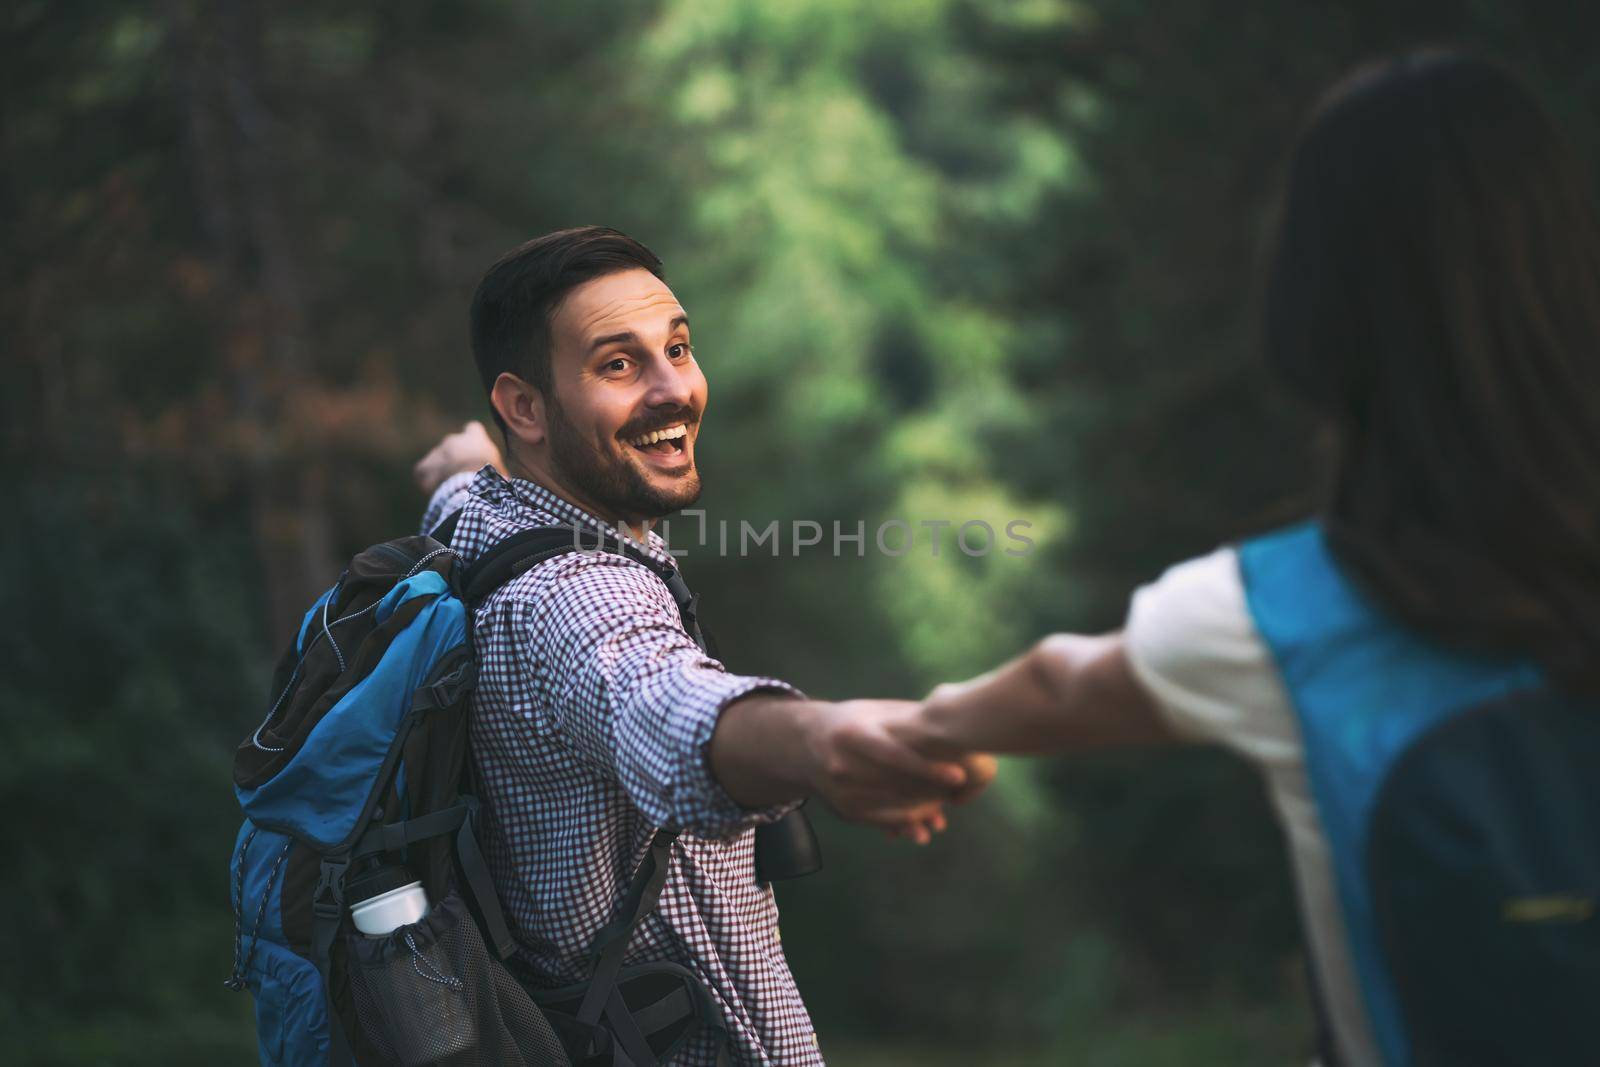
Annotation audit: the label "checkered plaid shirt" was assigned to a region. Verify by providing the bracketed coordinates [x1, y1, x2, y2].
[421, 468, 823, 1065]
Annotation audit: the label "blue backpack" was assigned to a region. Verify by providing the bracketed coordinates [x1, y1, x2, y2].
[224, 521, 772, 1066]
[1240, 523, 1600, 1066]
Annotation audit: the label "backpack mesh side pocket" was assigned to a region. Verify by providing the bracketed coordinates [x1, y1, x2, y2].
[345, 891, 570, 1066]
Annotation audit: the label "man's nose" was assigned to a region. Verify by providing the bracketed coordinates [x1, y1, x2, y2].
[641, 353, 695, 409]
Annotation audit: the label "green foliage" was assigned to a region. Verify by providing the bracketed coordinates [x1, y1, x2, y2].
[0, 478, 265, 1063]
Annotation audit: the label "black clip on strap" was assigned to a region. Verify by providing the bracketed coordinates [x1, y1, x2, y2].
[411, 656, 477, 714]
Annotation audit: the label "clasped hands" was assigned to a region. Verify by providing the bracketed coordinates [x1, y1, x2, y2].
[788, 697, 997, 846]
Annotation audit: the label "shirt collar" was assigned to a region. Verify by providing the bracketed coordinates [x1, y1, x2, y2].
[468, 466, 677, 567]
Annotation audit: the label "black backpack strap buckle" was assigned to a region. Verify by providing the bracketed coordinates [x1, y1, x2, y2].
[413, 655, 477, 713]
[313, 857, 348, 919]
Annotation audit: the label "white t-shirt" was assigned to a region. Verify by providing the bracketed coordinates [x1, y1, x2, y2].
[1123, 547, 1382, 1066]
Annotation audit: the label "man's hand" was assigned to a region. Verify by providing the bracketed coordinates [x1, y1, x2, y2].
[413, 420, 505, 495]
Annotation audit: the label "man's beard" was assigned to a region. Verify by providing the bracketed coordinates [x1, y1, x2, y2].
[545, 393, 702, 523]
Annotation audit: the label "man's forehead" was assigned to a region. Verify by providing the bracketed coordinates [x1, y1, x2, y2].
[558, 269, 688, 342]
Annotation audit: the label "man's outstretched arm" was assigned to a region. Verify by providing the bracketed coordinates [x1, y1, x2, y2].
[415, 421, 505, 532]
[518, 549, 992, 841]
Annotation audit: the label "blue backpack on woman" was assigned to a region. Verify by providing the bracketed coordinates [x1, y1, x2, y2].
[1240, 523, 1600, 1066]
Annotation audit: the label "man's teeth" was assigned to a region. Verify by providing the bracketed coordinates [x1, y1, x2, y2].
[626, 424, 688, 447]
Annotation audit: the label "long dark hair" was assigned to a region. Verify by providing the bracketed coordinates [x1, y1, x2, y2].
[1265, 50, 1600, 694]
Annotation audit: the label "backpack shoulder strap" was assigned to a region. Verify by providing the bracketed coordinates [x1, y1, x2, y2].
[460, 522, 709, 652]
[428, 507, 464, 548]
[459, 524, 592, 605]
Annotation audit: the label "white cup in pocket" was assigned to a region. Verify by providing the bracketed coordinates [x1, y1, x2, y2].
[350, 881, 429, 936]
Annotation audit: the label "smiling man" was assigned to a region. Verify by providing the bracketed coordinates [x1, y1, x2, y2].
[414, 227, 990, 1065]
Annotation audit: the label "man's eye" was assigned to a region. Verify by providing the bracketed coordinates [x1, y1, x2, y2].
[605, 358, 630, 373]
[668, 343, 692, 360]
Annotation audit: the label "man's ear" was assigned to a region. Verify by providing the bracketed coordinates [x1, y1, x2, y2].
[490, 372, 548, 453]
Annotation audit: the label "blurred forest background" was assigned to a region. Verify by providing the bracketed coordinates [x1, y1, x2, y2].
[6, 1, 1599, 1064]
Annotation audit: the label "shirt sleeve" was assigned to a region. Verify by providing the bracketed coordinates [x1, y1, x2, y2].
[512, 549, 802, 837]
[419, 469, 479, 536]
[1123, 547, 1301, 766]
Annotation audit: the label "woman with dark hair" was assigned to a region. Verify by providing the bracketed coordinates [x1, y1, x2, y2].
[900, 51, 1600, 1065]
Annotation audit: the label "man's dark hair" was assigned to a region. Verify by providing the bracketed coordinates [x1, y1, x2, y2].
[471, 226, 665, 434]
[1264, 50, 1600, 693]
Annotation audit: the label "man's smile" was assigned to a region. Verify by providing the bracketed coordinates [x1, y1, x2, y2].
[622, 421, 693, 470]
